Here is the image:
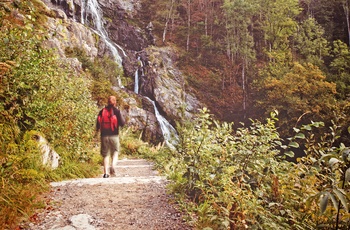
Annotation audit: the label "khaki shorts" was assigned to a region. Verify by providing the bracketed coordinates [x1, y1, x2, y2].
[100, 135, 120, 158]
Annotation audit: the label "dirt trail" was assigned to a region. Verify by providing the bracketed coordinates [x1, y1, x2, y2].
[25, 159, 192, 230]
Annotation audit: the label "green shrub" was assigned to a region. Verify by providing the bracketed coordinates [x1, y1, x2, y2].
[158, 108, 350, 229]
[0, 5, 100, 228]
[65, 47, 125, 107]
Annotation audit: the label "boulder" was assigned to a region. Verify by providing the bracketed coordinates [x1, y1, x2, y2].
[34, 135, 60, 169]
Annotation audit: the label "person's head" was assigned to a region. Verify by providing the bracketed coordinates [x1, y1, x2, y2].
[108, 96, 116, 106]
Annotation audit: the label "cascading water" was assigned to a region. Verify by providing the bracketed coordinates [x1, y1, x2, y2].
[136, 58, 178, 148]
[81, 0, 178, 147]
[134, 56, 144, 94]
[81, 0, 126, 67]
[134, 69, 139, 94]
[146, 98, 178, 149]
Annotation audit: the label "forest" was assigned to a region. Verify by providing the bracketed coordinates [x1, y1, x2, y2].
[140, 0, 350, 139]
[1, 0, 350, 229]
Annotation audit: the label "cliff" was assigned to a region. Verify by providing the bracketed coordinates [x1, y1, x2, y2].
[39, 0, 202, 144]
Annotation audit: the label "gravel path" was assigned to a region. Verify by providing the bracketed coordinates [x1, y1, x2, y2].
[25, 159, 192, 230]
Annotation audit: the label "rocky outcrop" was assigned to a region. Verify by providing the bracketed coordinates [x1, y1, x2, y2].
[142, 46, 202, 122]
[99, 0, 148, 51]
[40, 0, 202, 144]
[23, 131, 60, 169]
[35, 135, 60, 169]
[120, 96, 163, 144]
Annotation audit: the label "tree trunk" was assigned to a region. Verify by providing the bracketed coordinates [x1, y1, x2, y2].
[343, 0, 350, 46]
[186, 0, 191, 52]
[204, 0, 208, 36]
[242, 61, 246, 119]
[162, 0, 175, 43]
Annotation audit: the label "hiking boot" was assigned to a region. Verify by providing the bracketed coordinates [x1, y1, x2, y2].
[110, 167, 116, 176]
[103, 174, 109, 178]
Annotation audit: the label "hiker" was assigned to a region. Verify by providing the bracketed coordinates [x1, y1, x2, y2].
[96, 95, 125, 178]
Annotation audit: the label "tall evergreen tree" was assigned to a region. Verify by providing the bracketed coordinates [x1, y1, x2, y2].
[294, 17, 330, 67]
[329, 39, 350, 99]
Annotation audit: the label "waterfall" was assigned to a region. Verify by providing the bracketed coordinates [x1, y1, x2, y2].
[133, 57, 177, 148]
[146, 98, 178, 149]
[134, 69, 139, 94]
[134, 56, 143, 94]
[81, 0, 177, 147]
[81, 0, 126, 68]
[117, 76, 124, 89]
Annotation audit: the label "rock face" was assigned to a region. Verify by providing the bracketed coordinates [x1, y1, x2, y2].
[40, 0, 202, 144]
[99, 0, 148, 51]
[142, 46, 202, 122]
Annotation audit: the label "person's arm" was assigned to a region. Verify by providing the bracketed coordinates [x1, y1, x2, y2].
[96, 110, 102, 131]
[116, 108, 125, 127]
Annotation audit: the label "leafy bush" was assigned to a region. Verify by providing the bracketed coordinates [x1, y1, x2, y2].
[65, 47, 125, 107]
[254, 62, 337, 137]
[155, 108, 350, 229]
[0, 4, 100, 228]
[288, 121, 350, 229]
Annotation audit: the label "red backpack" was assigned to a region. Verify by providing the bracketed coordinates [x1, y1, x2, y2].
[98, 107, 118, 131]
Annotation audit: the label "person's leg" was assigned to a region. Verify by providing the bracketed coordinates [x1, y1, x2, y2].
[101, 136, 111, 177]
[103, 156, 110, 175]
[110, 135, 120, 176]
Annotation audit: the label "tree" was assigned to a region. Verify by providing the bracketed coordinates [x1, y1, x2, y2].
[258, 0, 300, 63]
[255, 62, 337, 135]
[186, 0, 192, 51]
[223, 0, 256, 117]
[329, 39, 350, 99]
[340, 0, 350, 45]
[162, 0, 177, 43]
[305, 0, 348, 44]
[294, 17, 330, 67]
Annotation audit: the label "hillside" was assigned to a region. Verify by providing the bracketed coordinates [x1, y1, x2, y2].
[1, 0, 350, 229]
[138, 0, 350, 137]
